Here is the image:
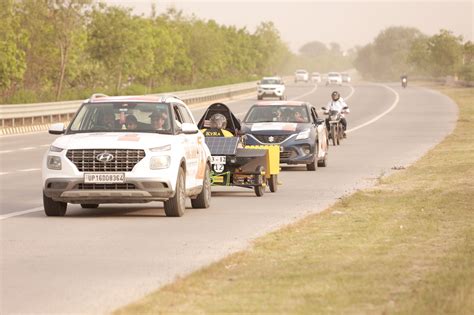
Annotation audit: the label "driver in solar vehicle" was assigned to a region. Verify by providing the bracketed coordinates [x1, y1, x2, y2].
[201, 113, 233, 137]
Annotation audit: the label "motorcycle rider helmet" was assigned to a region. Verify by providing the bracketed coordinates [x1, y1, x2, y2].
[209, 113, 227, 129]
[331, 91, 340, 101]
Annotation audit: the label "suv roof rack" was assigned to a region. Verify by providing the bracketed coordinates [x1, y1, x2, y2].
[90, 93, 109, 100]
[160, 94, 183, 102]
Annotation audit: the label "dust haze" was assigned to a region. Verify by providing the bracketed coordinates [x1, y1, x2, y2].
[105, 0, 473, 52]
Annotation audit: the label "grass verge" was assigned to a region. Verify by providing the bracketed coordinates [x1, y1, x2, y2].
[113, 86, 474, 314]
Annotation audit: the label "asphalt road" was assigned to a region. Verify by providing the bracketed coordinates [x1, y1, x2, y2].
[0, 82, 457, 314]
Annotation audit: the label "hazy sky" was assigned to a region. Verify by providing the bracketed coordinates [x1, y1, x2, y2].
[105, 0, 473, 52]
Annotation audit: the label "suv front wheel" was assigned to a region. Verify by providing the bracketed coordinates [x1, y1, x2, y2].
[43, 192, 67, 216]
[164, 167, 186, 217]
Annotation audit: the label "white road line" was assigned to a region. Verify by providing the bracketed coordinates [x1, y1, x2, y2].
[346, 84, 399, 134]
[0, 172, 10, 176]
[19, 147, 36, 151]
[0, 207, 44, 220]
[0, 150, 13, 154]
[290, 84, 318, 101]
[345, 85, 355, 100]
[18, 168, 41, 172]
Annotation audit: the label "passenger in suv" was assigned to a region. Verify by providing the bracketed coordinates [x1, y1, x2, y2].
[43, 94, 212, 217]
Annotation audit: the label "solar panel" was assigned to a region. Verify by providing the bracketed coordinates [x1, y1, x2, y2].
[205, 137, 239, 155]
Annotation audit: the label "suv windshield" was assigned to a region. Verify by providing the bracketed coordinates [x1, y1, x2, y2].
[244, 105, 310, 123]
[68, 102, 173, 134]
[261, 79, 282, 85]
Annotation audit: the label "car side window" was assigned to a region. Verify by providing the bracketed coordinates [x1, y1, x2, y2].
[177, 105, 195, 124]
[172, 104, 184, 130]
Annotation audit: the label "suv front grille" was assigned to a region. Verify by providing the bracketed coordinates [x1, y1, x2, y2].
[66, 149, 145, 172]
[254, 135, 290, 144]
[76, 183, 136, 190]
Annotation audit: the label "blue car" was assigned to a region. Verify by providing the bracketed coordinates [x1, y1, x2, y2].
[241, 101, 329, 171]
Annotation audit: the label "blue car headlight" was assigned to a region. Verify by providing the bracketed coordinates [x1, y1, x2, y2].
[295, 129, 311, 140]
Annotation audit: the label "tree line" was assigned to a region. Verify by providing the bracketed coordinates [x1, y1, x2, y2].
[0, 0, 292, 104]
[354, 26, 473, 81]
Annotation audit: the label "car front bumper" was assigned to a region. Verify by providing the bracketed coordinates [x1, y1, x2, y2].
[44, 177, 175, 203]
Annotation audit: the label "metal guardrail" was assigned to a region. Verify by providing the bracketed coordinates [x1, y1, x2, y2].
[0, 80, 260, 128]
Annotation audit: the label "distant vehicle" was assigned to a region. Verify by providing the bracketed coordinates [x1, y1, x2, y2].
[241, 101, 329, 171]
[42, 94, 212, 217]
[257, 76, 286, 100]
[401, 75, 408, 88]
[341, 73, 351, 83]
[326, 72, 342, 86]
[294, 69, 309, 83]
[311, 72, 322, 83]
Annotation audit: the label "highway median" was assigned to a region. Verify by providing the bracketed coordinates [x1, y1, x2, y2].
[111, 84, 472, 313]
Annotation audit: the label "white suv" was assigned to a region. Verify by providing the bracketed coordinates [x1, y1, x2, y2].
[257, 76, 286, 100]
[42, 94, 211, 217]
[294, 70, 309, 83]
[326, 72, 342, 85]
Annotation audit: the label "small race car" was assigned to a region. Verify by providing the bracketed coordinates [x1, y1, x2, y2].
[197, 103, 280, 196]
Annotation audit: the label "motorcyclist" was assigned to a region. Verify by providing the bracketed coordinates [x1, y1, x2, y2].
[325, 91, 349, 137]
[401, 74, 408, 87]
[201, 113, 233, 137]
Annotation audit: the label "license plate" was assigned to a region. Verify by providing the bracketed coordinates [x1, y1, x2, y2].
[84, 173, 125, 184]
[211, 156, 226, 164]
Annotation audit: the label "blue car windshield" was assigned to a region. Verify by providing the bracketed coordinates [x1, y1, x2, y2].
[244, 105, 310, 123]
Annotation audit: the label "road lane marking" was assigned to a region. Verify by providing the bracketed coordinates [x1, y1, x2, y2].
[18, 168, 41, 172]
[0, 207, 44, 220]
[19, 147, 35, 151]
[345, 85, 355, 100]
[0, 150, 13, 154]
[346, 84, 399, 134]
[0, 172, 10, 176]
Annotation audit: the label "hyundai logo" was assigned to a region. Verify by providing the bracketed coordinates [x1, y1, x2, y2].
[268, 136, 275, 143]
[96, 153, 114, 162]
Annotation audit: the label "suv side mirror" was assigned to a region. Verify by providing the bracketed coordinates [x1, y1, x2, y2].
[49, 123, 65, 135]
[181, 123, 199, 134]
[316, 118, 325, 125]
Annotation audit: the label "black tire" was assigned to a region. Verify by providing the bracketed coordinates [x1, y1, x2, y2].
[257, 95, 262, 100]
[254, 166, 265, 197]
[43, 192, 67, 216]
[268, 174, 278, 193]
[191, 164, 211, 209]
[279, 96, 284, 100]
[330, 125, 336, 146]
[318, 155, 328, 167]
[306, 159, 317, 171]
[81, 204, 99, 209]
[336, 124, 341, 145]
[164, 167, 186, 217]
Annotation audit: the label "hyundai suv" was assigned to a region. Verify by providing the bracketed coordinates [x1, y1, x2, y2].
[42, 94, 211, 217]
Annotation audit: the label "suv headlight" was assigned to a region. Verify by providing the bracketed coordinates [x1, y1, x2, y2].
[49, 145, 63, 152]
[150, 156, 171, 169]
[47, 155, 62, 170]
[296, 129, 311, 140]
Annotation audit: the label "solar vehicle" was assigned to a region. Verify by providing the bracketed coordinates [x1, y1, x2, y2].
[198, 103, 280, 196]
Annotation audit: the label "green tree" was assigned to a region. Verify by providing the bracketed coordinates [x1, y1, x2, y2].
[0, 0, 27, 95]
[427, 29, 464, 77]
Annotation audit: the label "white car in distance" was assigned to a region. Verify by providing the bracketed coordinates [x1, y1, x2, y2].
[311, 72, 322, 83]
[326, 72, 343, 86]
[257, 76, 286, 100]
[42, 94, 212, 217]
[341, 73, 351, 83]
[294, 69, 309, 83]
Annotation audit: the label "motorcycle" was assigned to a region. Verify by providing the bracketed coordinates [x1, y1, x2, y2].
[321, 106, 348, 146]
[401, 77, 407, 88]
